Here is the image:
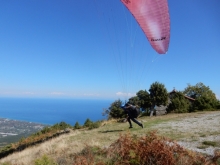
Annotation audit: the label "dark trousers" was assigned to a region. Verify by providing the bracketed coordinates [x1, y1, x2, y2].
[127, 116, 142, 127]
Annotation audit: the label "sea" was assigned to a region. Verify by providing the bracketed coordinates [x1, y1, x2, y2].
[0, 98, 114, 126]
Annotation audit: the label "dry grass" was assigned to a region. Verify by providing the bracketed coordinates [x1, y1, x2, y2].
[0, 111, 220, 165]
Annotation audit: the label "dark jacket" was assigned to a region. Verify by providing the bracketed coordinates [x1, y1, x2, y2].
[123, 104, 140, 118]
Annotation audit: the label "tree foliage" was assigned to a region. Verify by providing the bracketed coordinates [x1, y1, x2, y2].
[88, 121, 102, 130]
[217, 100, 220, 109]
[183, 82, 216, 99]
[136, 90, 151, 110]
[35, 155, 55, 165]
[105, 99, 125, 119]
[83, 118, 93, 128]
[107, 82, 169, 119]
[149, 81, 169, 107]
[74, 122, 81, 129]
[128, 96, 140, 106]
[106, 82, 219, 118]
[193, 95, 216, 111]
[183, 82, 218, 111]
[167, 91, 190, 113]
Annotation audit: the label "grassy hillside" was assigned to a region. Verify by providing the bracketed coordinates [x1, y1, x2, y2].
[0, 111, 220, 165]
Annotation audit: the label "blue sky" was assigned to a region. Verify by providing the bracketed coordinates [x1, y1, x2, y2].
[0, 0, 220, 100]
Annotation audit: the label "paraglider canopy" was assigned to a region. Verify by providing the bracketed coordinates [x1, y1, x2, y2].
[94, 0, 171, 100]
[121, 0, 170, 54]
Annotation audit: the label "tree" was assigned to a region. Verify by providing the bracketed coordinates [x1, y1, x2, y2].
[149, 82, 169, 107]
[183, 82, 218, 111]
[88, 121, 101, 130]
[74, 122, 81, 129]
[183, 82, 216, 100]
[193, 95, 217, 111]
[216, 100, 220, 109]
[128, 96, 140, 106]
[167, 91, 190, 113]
[103, 99, 126, 119]
[83, 118, 93, 128]
[136, 90, 151, 110]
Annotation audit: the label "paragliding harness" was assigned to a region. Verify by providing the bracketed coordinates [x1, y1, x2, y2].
[129, 105, 141, 118]
[122, 104, 140, 118]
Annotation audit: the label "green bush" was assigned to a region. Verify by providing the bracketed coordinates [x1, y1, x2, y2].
[216, 100, 220, 109]
[88, 121, 101, 130]
[1, 162, 12, 165]
[0, 144, 12, 152]
[40, 127, 51, 134]
[83, 118, 93, 128]
[34, 155, 56, 165]
[202, 141, 217, 147]
[167, 92, 190, 113]
[74, 122, 81, 129]
[108, 99, 126, 119]
[183, 82, 218, 111]
[72, 132, 220, 165]
[52, 122, 72, 130]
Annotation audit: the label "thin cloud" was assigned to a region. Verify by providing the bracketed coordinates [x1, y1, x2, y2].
[83, 93, 100, 96]
[50, 92, 65, 95]
[116, 92, 136, 97]
[23, 92, 35, 95]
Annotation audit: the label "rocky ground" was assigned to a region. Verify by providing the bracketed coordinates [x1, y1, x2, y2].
[151, 111, 220, 156]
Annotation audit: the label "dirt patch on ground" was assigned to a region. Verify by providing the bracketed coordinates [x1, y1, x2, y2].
[151, 111, 220, 156]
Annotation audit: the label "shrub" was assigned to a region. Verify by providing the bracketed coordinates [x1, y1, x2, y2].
[73, 146, 105, 165]
[0, 122, 72, 159]
[106, 132, 211, 165]
[52, 121, 72, 130]
[107, 99, 126, 119]
[74, 122, 81, 129]
[0, 144, 12, 152]
[202, 141, 217, 147]
[167, 92, 190, 113]
[71, 131, 220, 165]
[34, 155, 56, 165]
[183, 82, 218, 111]
[83, 118, 93, 128]
[217, 101, 220, 109]
[1, 162, 12, 165]
[88, 121, 101, 130]
[40, 127, 51, 134]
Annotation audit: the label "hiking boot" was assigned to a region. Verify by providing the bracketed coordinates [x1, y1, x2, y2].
[140, 123, 143, 128]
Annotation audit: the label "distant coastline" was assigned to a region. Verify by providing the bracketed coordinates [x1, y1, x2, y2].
[0, 118, 47, 147]
[0, 96, 112, 146]
[0, 132, 17, 136]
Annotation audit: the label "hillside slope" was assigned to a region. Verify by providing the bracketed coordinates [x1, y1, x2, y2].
[0, 111, 220, 164]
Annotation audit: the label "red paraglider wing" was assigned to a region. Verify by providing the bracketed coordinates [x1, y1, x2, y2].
[121, 0, 170, 54]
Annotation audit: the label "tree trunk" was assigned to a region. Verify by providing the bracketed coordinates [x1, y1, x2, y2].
[150, 105, 155, 117]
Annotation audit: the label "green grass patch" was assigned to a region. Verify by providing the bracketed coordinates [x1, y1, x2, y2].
[199, 134, 206, 137]
[197, 145, 208, 149]
[202, 141, 217, 147]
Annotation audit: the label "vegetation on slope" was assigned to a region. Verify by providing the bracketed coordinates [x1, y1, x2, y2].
[0, 119, 103, 160]
[0, 122, 71, 159]
[0, 112, 220, 165]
